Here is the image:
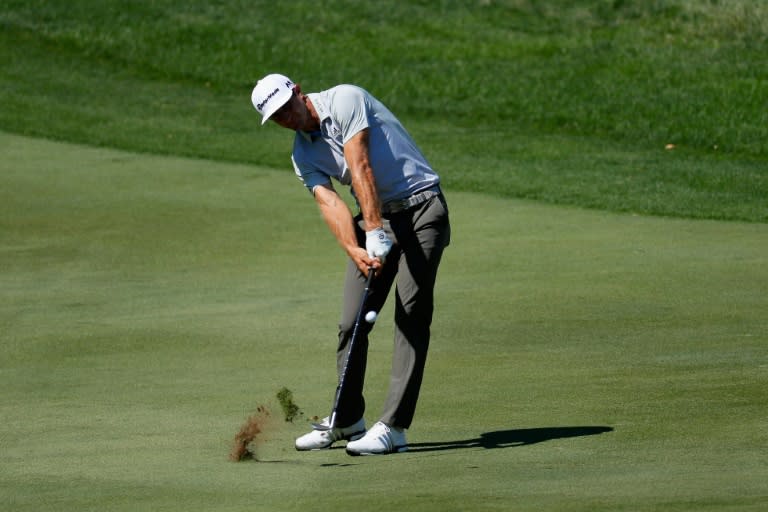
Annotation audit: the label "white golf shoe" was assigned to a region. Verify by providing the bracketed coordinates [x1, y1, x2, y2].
[345, 421, 408, 455]
[295, 417, 366, 451]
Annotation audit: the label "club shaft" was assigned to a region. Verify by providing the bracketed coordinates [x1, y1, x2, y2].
[328, 267, 375, 430]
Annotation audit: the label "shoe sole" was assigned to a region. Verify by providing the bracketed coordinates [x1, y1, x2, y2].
[345, 445, 408, 456]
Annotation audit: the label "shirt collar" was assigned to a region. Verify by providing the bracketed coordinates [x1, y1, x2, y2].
[298, 130, 319, 142]
[307, 92, 330, 123]
[297, 93, 331, 141]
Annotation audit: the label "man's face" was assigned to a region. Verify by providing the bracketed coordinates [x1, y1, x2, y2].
[270, 91, 308, 131]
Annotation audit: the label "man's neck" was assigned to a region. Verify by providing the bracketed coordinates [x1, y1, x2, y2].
[303, 96, 321, 132]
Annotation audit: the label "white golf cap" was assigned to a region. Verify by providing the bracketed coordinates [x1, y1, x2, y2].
[251, 74, 295, 125]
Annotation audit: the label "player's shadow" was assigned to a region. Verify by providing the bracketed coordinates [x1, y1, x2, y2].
[408, 426, 613, 453]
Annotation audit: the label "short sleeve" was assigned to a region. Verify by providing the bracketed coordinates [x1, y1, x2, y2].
[330, 86, 371, 144]
[292, 155, 332, 194]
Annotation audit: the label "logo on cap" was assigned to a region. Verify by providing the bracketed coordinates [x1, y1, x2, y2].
[257, 88, 281, 112]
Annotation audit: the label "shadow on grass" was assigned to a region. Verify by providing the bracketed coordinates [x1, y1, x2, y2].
[408, 426, 613, 453]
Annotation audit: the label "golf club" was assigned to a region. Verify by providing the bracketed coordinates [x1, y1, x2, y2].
[312, 266, 375, 432]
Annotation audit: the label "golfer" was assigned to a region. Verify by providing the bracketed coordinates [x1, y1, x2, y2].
[251, 74, 450, 455]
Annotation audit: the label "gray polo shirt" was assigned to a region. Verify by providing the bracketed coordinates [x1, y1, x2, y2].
[291, 85, 440, 205]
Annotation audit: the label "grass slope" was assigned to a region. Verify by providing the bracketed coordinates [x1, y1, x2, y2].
[2, 133, 767, 511]
[1, 0, 766, 221]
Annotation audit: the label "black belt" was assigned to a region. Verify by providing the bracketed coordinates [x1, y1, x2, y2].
[381, 186, 441, 214]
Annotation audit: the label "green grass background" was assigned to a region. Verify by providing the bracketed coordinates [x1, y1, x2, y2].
[2, 0, 768, 510]
[2, 134, 767, 511]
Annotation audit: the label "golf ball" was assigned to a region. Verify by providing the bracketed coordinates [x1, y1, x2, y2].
[365, 311, 378, 323]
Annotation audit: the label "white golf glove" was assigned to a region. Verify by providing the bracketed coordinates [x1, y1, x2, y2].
[365, 227, 393, 261]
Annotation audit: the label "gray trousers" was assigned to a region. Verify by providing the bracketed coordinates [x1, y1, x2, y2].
[334, 193, 450, 429]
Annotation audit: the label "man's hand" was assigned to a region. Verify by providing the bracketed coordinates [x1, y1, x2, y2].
[365, 227, 393, 262]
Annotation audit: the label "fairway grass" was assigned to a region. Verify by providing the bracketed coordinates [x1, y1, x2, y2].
[1, 133, 767, 511]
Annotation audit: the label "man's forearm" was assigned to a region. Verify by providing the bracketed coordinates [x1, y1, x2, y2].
[344, 130, 383, 231]
[351, 163, 382, 231]
[314, 184, 359, 256]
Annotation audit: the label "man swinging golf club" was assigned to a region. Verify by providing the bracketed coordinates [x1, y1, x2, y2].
[251, 74, 450, 455]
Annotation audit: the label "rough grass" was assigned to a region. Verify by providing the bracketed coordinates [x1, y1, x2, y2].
[0, 0, 766, 221]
